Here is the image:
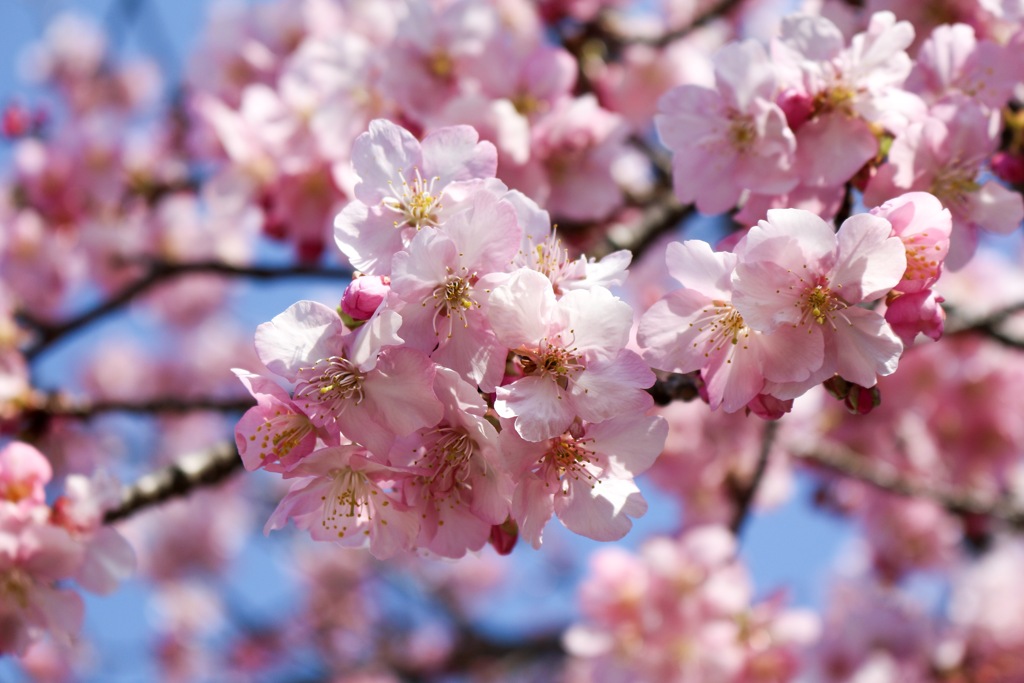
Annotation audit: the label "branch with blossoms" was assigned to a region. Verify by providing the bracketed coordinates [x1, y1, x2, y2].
[795, 441, 1024, 531]
[7, 0, 1024, 675]
[945, 299, 1024, 350]
[18, 261, 352, 360]
[103, 443, 242, 524]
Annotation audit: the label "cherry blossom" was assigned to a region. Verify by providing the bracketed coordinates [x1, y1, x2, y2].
[731, 208, 907, 394]
[485, 268, 654, 441]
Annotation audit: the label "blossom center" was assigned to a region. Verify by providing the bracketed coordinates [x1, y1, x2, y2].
[1, 480, 33, 503]
[727, 112, 756, 151]
[322, 468, 374, 538]
[691, 301, 751, 359]
[815, 85, 856, 116]
[383, 169, 442, 229]
[517, 340, 584, 388]
[543, 435, 598, 490]
[1, 568, 31, 609]
[416, 426, 476, 496]
[930, 165, 980, 211]
[430, 269, 479, 337]
[252, 410, 314, 465]
[902, 233, 942, 282]
[294, 356, 365, 424]
[803, 284, 841, 325]
[519, 233, 584, 296]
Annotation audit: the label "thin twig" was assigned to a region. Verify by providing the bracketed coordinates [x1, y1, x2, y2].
[729, 419, 777, 534]
[599, 0, 747, 48]
[588, 189, 692, 260]
[28, 392, 254, 420]
[21, 260, 351, 360]
[103, 442, 243, 524]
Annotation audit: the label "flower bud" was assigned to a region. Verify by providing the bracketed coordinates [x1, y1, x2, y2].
[488, 518, 518, 555]
[991, 151, 1024, 185]
[341, 275, 390, 321]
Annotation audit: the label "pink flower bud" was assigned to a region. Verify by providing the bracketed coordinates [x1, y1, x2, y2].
[884, 290, 945, 346]
[1, 103, 32, 139]
[991, 151, 1024, 185]
[488, 519, 518, 556]
[844, 384, 881, 415]
[341, 275, 390, 321]
[776, 88, 814, 132]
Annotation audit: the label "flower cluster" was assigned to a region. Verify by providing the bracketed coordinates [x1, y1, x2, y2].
[656, 10, 1024, 267]
[563, 526, 819, 682]
[0, 441, 134, 656]
[190, 0, 640, 261]
[639, 193, 952, 413]
[235, 119, 667, 559]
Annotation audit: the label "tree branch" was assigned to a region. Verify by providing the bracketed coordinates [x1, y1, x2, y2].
[598, 0, 747, 48]
[945, 299, 1024, 350]
[729, 419, 777, 534]
[589, 189, 692, 261]
[647, 371, 700, 406]
[103, 442, 243, 524]
[28, 392, 254, 420]
[794, 441, 1024, 530]
[21, 260, 351, 360]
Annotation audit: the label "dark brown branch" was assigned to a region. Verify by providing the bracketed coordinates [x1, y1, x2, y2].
[945, 299, 1024, 350]
[795, 441, 1024, 530]
[21, 260, 351, 360]
[729, 419, 777, 534]
[599, 0, 747, 48]
[103, 442, 243, 524]
[647, 372, 700, 406]
[589, 189, 693, 261]
[28, 392, 255, 420]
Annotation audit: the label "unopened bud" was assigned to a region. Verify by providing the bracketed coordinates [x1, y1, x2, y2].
[991, 151, 1024, 186]
[488, 518, 518, 555]
[844, 384, 881, 415]
[341, 275, 390, 321]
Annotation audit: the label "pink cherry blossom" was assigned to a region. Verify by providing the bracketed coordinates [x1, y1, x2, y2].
[253, 300, 443, 457]
[266, 445, 419, 559]
[0, 442, 52, 514]
[233, 368, 321, 473]
[656, 39, 798, 215]
[870, 191, 952, 294]
[864, 97, 1024, 268]
[771, 12, 922, 188]
[485, 268, 654, 441]
[388, 184, 521, 391]
[638, 239, 816, 412]
[333, 119, 498, 275]
[732, 208, 907, 394]
[0, 513, 85, 655]
[504, 414, 667, 547]
[390, 368, 513, 559]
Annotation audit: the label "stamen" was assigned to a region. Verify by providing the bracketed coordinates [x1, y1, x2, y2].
[294, 356, 365, 425]
[382, 168, 443, 229]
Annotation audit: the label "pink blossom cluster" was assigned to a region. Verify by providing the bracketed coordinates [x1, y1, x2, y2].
[0, 441, 134, 656]
[809, 329, 1024, 579]
[0, 11, 259, 328]
[639, 192, 952, 414]
[235, 119, 667, 559]
[189, 0, 642, 261]
[563, 526, 819, 682]
[656, 10, 1024, 266]
[804, 540, 1024, 682]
